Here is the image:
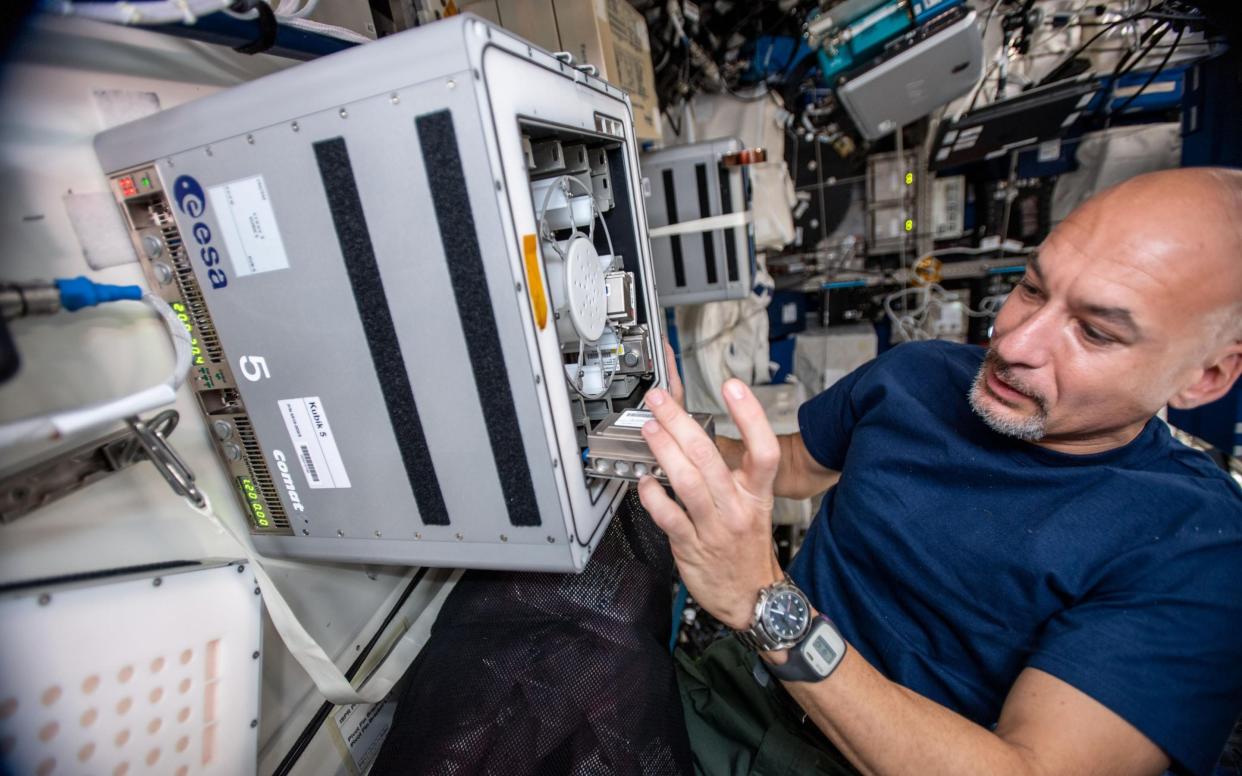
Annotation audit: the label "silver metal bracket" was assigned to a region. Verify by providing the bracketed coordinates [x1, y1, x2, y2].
[0, 409, 205, 523]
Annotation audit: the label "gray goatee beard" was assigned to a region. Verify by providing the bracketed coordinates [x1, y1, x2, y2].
[968, 352, 1048, 442]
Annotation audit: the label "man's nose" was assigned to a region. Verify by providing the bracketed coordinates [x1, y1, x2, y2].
[995, 302, 1056, 369]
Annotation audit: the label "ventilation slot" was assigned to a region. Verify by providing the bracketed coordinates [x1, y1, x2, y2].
[231, 416, 291, 532]
[150, 202, 224, 365]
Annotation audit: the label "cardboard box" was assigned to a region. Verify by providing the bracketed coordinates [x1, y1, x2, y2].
[458, 0, 661, 142]
[554, 0, 660, 142]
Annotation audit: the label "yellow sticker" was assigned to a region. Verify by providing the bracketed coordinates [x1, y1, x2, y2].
[522, 234, 548, 330]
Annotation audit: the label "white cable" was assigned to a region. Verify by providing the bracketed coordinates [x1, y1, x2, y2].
[0, 294, 192, 450]
[190, 491, 462, 705]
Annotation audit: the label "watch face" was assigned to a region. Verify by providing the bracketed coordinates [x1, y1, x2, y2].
[763, 589, 810, 641]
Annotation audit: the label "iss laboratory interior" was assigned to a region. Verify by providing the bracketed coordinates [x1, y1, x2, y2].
[2, 0, 1241, 774]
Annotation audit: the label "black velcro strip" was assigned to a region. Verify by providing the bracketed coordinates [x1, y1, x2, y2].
[662, 169, 686, 287]
[415, 110, 542, 528]
[695, 163, 718, 285]
[719, 164, 739, 283]
[312, 137, 451, 526]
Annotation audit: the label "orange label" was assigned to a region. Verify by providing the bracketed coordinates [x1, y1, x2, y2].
[522, 234, 548, 330]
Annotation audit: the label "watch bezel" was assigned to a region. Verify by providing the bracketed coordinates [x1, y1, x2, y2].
[761, 588, 811, 642]
[739, 578, 813, 651]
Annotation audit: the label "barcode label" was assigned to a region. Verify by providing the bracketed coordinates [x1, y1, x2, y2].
[614, 409, 655, 429]
[277, 396, 351, 489]
[299, 445, 320, 483]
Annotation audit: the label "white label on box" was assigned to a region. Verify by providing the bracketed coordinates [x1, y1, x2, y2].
[615, 409, 655, 429]
[208, 174, 290, 277]
[277, 396, 352, 488]
[782, 302, 798, 325]
[333, 699, 394, 775]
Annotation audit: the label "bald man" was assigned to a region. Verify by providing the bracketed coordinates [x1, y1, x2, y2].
[640, 167, 1242, 776]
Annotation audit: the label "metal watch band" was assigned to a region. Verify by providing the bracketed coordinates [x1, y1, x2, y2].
[736, 575, 811, 652]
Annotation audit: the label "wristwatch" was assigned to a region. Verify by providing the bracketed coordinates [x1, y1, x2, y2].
[736, 575, 813, 652]
[766, 614, 848, 683]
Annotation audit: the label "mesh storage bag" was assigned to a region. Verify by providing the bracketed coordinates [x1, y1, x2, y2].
[373, 487, 691, 775]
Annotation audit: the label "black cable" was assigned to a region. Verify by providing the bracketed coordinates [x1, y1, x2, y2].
[1111, 25, 1184, 114]
[1036, 0, 1156, 87]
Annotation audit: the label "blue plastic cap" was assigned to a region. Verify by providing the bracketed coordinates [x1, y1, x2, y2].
[55, 276, 144, 311]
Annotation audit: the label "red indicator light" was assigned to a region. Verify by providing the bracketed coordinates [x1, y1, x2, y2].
[119, 176, 138, 197]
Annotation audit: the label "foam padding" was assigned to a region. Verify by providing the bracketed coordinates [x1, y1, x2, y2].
[313, 137, 451, 526]
[414, 110, 542, 528]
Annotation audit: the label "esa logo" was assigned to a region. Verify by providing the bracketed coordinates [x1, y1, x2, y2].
[172, 175, 228, 290]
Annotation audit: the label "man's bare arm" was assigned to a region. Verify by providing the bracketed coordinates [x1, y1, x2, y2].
[776, 642, 1169, 776]
[717, 433, 839, 500]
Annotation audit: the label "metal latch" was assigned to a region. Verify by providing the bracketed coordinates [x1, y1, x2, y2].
[0, 409, 205, 524]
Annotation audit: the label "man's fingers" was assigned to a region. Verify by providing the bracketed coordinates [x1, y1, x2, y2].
[663, 339, 686, 407]
[637, 475, 697, 546]
[721, 379, 781, 497]
[641, 417, 719, 521]
[646, 388, 737, 502]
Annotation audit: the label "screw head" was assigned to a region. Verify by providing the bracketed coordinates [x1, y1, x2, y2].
[152, 261, 173, 285]
[546, 536, 555, 544]
[291, 121, 300, 132]
[142, 234, 164, 260]
[246, 134, 254, 144]
[37, 593, 51, 606]
[212, 420, 233, 441]
[205, 146, 213, 156]
[374, 530, 382, 538]
[252, 651, 260, 660]
[237, 565, 245, 573]
[390, 93, 399, 104]
[500, 534, 508, 542]
[337, 529, 344, 537]
[455, 532, 464, 541]
[152, 577, 162, 587]
[250, 719, 258, 729]
[446, 79, 456, 89]
[301, 528, 309, 536]
[339, 108, 348, 119]
[414, 532, 422, 540]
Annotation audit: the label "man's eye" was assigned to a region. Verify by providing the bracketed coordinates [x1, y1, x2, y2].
[1080, 322, 1114, 345]
[1017, 280, 1042, 298]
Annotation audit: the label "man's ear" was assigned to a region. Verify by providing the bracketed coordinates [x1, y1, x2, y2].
[1168, 344, 1242, 409]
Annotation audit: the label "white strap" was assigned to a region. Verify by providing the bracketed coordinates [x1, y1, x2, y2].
[193, 494, 460, 705]
[648, 211, 752, 239]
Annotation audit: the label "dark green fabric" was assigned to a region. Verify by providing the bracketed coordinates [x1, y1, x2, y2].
[675, 637, 861, 776]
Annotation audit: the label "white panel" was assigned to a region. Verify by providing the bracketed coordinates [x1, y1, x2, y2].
[0, 562, 261, 775]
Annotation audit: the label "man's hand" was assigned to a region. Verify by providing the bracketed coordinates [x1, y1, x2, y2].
[661, 339, 686, 407]
[637, 378, 783, 631]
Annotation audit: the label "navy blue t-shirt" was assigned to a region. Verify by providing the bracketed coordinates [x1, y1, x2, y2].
[788, 340, 1242, 776]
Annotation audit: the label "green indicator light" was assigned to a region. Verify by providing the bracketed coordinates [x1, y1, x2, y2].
[141, 176, 151, 188]
[904, 172, 914, 185]
[904, 219, 914, 232]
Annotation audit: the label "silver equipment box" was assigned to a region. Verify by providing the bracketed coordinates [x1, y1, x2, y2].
[95, 14, 670, 572]
[837, 9, 982, 141]
[641, 137, 755, 305]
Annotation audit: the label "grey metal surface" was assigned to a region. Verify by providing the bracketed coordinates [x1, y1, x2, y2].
[642, 137, 753, 306]
[837, 11, 983, 141]
[95, 15, 661, 572]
